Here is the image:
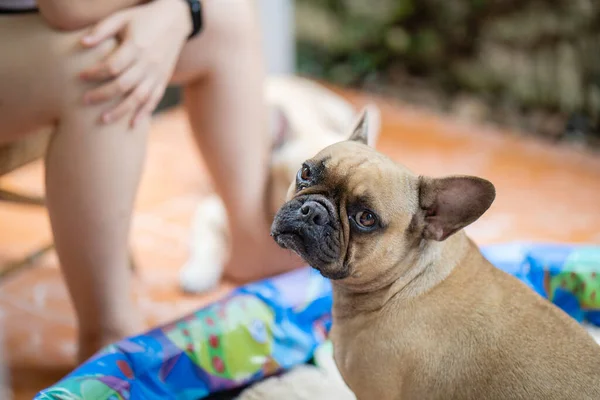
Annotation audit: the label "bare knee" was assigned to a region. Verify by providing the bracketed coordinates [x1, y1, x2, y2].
[12, 21, 119, 115]
[0, 16, 118, 141]
[54, 32, 119, 111]
[204, 0, 259, 48]
[173, 0, 261, 83]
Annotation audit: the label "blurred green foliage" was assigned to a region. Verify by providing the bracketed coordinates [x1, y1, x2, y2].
[295, 0, 600, 138]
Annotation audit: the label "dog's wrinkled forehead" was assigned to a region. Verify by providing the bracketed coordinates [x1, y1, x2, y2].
[308, 141, 416, 213]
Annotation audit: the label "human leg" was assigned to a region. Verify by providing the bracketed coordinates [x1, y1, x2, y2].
[173, 0, 303, 282]
[0, 14, 149, 361]
[45, 71, 149, 362]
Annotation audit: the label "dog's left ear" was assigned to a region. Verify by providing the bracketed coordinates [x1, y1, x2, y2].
[348, 104, 380, 147]
[418, 176, 496, 241]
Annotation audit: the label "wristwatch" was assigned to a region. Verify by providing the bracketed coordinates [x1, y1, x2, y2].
[183, 0, 203, 39]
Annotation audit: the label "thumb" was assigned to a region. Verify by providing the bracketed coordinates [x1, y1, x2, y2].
[81, 12, 128, 47]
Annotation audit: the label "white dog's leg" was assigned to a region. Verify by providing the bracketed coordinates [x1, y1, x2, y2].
[179, 193, 229, 294]
[236, 365, 356, 400]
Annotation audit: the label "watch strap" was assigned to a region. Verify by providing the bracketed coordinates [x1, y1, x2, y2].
[185, 0, 203, 39]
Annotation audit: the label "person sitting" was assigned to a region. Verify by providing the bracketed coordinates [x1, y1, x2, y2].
[0, 0, 302, 362]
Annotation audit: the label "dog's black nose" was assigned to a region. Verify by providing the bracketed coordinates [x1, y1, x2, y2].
[299, 201, 329, 226]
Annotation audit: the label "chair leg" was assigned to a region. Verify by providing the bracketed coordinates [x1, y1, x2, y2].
[0, 243, 55, 281]
[0, 244, 138, 282]
[0, 188, 45, 206]
[0, 187, 50, 281]
[0, 186, 138, 281]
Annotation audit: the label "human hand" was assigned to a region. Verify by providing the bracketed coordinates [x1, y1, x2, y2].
[79, 0, 192, 127]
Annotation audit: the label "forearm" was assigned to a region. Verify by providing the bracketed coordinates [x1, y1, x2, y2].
[37, 0, 149, 30]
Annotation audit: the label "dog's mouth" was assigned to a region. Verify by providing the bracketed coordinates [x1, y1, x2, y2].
[272, 232, 306, 256]
[271, 195, 348, 279]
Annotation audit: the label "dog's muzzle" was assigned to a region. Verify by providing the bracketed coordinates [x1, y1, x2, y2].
[271, 195, 342, 274]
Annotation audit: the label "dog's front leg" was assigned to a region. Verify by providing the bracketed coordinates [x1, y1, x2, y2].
[179, 193, 230, 293]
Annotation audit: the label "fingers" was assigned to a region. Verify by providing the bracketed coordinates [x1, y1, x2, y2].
[83, 62, 145, 105]
[80, 40, 139, 81]
[81, 12, 128, 47]
[132, 86, 165, 128]
[100, 76, 157, 124]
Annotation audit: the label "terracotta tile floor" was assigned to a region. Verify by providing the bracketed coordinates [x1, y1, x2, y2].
[1, 88, 600, 399]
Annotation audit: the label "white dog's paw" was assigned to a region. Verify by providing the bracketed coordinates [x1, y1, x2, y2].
[179, 194, 229, 294]
[179, 258, 224, 294]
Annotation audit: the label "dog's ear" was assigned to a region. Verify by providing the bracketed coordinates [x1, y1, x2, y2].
[348, 104, 380, 147]
[270, 105, 292, 150]
[418, 176, 496, 241]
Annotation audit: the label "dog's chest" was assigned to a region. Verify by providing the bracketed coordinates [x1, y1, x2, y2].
[331, 320, 406, 400]
[330, 304, 467, 400]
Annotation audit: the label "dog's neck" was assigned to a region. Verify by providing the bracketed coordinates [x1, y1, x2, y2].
[332, 231, 471, 320]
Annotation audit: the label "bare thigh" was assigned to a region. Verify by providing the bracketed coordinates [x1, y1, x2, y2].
[0, 13, 116, 144]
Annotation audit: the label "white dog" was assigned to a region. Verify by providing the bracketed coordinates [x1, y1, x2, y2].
[179, 75, 380, 293]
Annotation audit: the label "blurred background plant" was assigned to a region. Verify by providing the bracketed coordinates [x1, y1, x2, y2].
[295, 0, 600, 146]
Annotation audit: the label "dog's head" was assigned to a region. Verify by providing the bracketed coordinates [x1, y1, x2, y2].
[271, 108, 495, 288]
[264, 76, 381, 218]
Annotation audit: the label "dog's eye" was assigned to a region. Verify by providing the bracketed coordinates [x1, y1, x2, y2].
[299, 165, 311, 182]
[355, 210, 377, 228]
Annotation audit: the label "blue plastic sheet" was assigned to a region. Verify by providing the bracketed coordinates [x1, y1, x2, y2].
[480, 243, 600, 325]
[36, 243, 600, 399]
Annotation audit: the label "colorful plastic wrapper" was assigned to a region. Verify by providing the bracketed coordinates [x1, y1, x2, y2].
[479, 243, 600, 324]
[36, 267, 332, 400]
[36, 243, 599, 399]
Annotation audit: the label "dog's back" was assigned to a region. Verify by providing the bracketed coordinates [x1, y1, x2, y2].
[389, 240, 600, 399]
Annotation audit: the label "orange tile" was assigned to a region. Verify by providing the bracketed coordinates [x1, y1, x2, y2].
[1, 87, 599, 399]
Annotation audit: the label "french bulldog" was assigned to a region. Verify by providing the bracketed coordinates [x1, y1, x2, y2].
[179, 76, 380, 293]
[271, 108, 600, 400]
